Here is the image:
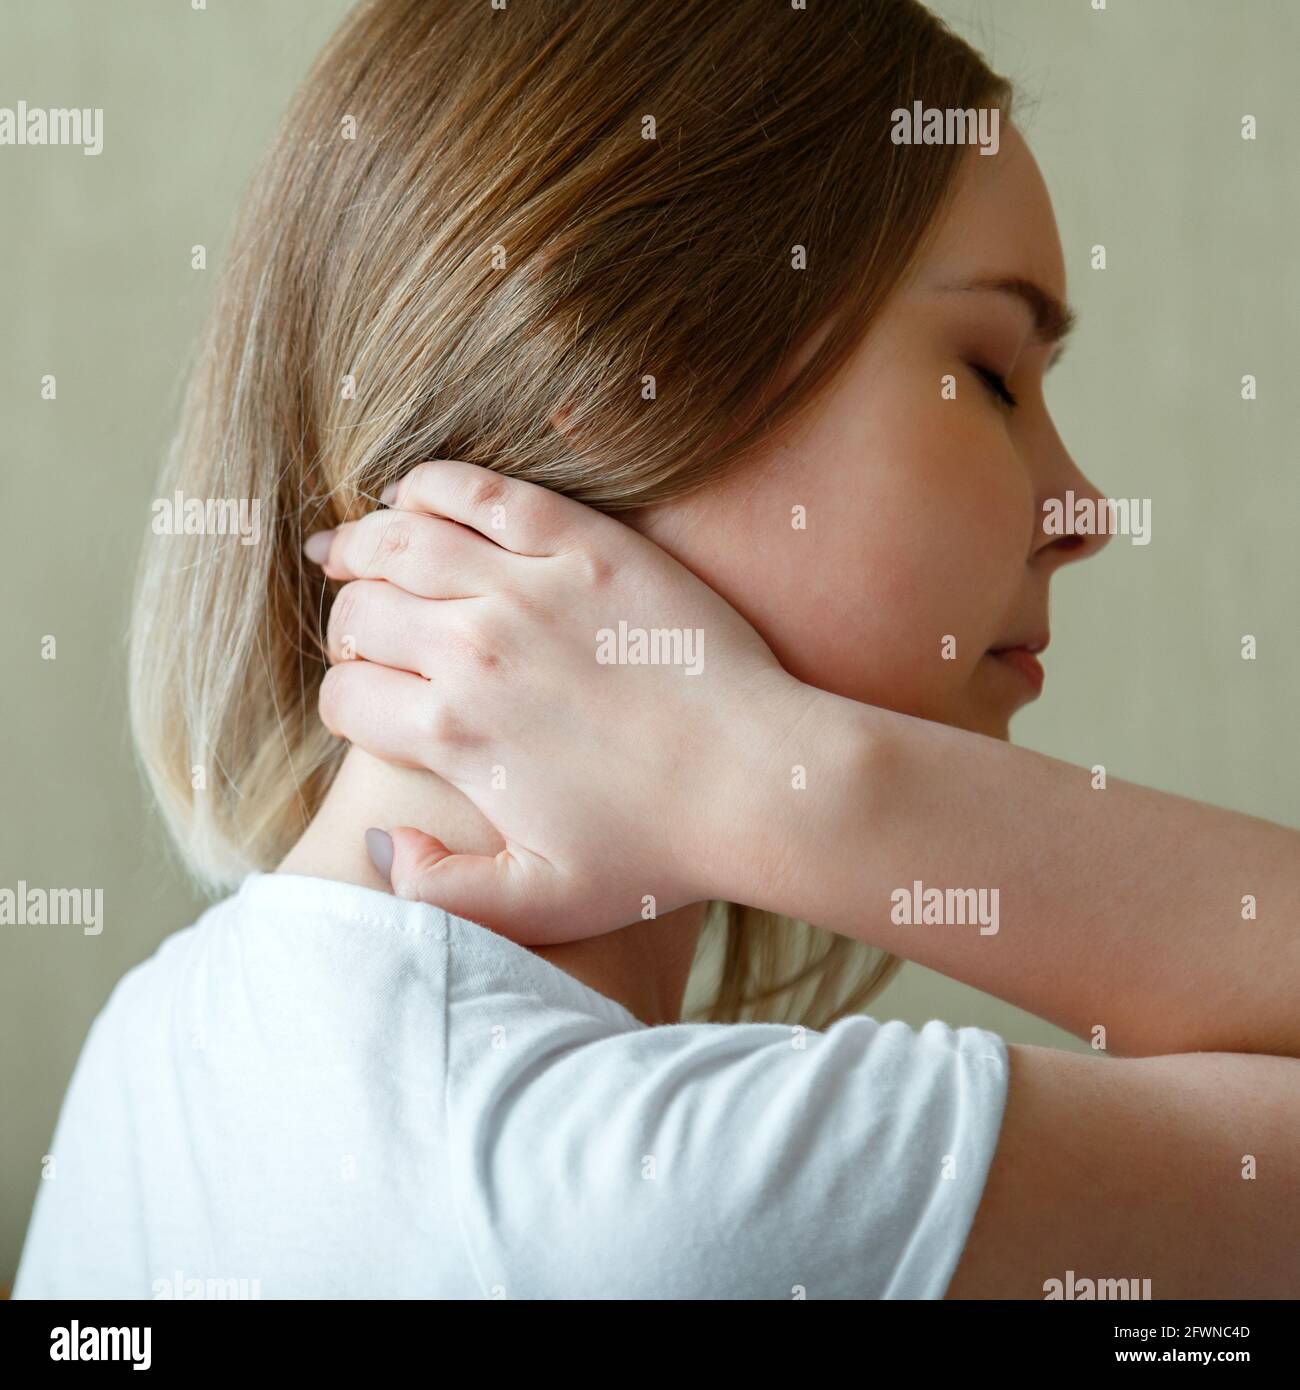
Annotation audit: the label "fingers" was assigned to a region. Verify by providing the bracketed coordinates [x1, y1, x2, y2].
[318, 660, 447, 770]
[324, 578, 487, 677]
[384, 825, 546, 935]
[388, 459, 582, 557]
[312, 508, 515, 597]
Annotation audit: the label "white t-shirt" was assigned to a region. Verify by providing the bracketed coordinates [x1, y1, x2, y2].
[13, 872, 1009, 1300]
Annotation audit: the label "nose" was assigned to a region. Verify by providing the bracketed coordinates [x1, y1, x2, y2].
[1032, 425, 1113, 571]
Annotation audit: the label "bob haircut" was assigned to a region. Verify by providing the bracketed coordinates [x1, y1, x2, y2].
[129, 0, 1011, 1027]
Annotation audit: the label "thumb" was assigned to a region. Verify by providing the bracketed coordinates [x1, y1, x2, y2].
[365, 825, 535, 933]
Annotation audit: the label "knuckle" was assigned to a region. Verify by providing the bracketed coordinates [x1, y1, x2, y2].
[426, 702, 475, 749]
[570, 545, 613, 589]
[441, 618, 501, 673]
[467, 473, 509, 512]
[378, 515, 412, 561]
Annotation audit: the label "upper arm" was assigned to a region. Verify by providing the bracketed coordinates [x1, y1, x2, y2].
[449, 1014, 1009, 1299]
[944, 1043, 1300, 1299]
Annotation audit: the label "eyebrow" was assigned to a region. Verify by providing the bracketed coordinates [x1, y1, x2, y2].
[940, 275, 1077, 368]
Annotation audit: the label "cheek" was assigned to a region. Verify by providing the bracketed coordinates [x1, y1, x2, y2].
[637, 384, 1034, 722]
[889, 412, 1033, 629]
[767, 401, 1033, 715]
[788, 455, 1028, 714]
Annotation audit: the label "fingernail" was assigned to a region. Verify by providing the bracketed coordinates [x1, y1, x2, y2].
[303, 530, 335, 564]
[365, 828, 394, 884]
[380, 481, 400, 506]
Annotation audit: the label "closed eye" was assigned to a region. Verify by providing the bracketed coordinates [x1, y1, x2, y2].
[970, 363, 1019, 411]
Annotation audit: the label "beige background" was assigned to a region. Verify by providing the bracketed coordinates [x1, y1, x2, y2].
[2, 0, 1297, 1287]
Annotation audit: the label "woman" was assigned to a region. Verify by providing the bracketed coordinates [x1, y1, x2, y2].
[14, 0, 1299, 1299]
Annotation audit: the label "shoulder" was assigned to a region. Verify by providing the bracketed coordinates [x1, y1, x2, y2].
[78, 896, 234, 1052]
[10, 897, 239, 1299]
[448, 1011, 1010, 1299]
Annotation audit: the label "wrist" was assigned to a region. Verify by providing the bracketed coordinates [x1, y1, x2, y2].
[709, 672, 888, 922]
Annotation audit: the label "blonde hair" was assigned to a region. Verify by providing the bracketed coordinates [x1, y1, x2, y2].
[129, 0, 1010, 1028]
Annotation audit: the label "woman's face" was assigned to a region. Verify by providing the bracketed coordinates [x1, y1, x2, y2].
[631, 123, 1110, 740]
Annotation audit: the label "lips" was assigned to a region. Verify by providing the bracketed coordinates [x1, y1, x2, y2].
[989, 634, 1050, 657]
[989, 646, 1045, 694]
[987, 632, 1049, 696]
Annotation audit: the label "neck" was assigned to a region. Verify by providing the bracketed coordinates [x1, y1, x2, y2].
[276, 746, 706, 1027]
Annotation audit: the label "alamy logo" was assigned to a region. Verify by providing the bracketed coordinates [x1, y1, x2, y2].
[50, 1322, 150, 1370]
[1044, 491, 1152, 546]
[1044, 1270, 1153, 1300]
[0, 101, 103, 156]
[0, 881, 102, 935]
[152, 490, 263, 546]
[152, 1268, 262, 1300]
[890, 880, 999, 935]
[595, 620, 704, 675]
[890, 102, 1000, 156]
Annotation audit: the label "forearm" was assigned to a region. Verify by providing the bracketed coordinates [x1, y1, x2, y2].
[726, 684, 1300, 1059]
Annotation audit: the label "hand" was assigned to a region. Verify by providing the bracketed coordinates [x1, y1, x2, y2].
[308, 460, 816, 942]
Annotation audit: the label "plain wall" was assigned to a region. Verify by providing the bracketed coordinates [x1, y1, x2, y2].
[2, 0, 1297, 1286]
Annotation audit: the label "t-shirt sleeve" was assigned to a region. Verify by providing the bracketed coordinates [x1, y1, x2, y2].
[445, 1012, 1010, 1300]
